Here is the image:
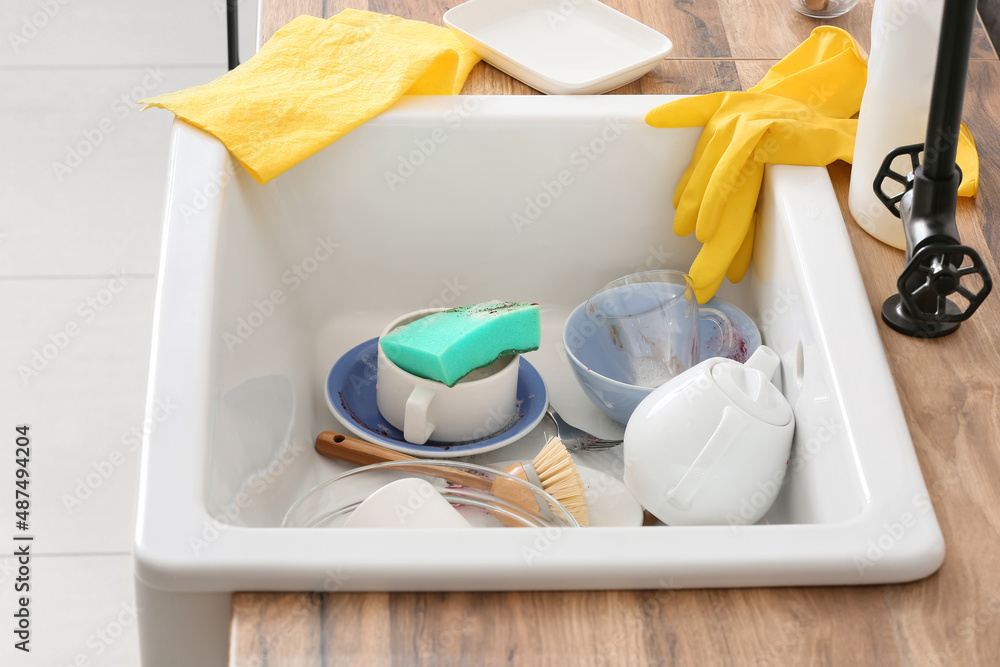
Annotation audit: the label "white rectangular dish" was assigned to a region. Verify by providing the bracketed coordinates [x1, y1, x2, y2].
[443, 0, 673, 94]
[135, 96, 944, 666]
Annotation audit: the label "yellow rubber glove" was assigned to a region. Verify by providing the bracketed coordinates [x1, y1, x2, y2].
[646, 26, 978, 303]
[646, 27, 867, 302]
[750, 25, 868, 117]
[957, 123, 978, 197]
[661, 94, 857, 298]
[663, 92, 858, 241]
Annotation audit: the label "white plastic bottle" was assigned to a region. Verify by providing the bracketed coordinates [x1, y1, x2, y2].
[848, 0, 944, 249]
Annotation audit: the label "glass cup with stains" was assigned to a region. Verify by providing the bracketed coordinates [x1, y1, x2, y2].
[585, 270, 735, 389]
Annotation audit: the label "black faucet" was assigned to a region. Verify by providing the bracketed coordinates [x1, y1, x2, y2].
[227, 0, 240, 71]
[873, 0, 992, 338]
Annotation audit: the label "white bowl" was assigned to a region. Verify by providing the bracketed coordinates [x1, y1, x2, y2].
[444, 0, 673, 95]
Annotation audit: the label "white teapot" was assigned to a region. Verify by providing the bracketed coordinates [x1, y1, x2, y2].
[623, 346, 794, 526]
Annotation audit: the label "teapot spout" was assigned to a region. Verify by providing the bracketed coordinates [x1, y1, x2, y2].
[743, 345, 780, 382]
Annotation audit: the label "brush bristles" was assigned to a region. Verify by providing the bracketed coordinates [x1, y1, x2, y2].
[532, 437, 589, 527]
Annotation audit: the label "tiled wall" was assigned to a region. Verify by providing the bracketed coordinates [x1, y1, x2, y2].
[0, 1, 254, 664]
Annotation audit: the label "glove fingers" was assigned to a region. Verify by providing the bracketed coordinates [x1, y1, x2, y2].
[670, 97, 740, 226]
[673, 113, 729, 210]
[692, 272, 727, 306]
[688, 161, 764, 303]
[695, 124, 768, 242]
[727, 213, 756, 284]
[646, 92, 730, 128]
[957, 122, 979, 196]
[674, 115, 740, 236]
[658, 93, 739, 226]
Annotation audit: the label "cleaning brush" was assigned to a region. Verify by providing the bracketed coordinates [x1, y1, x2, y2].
[314, 431, 589, 527]
[493, 437, 589, 526]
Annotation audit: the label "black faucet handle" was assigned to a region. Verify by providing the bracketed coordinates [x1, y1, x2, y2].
[873, 143, 924, 218]
[882, 243, 993, 337]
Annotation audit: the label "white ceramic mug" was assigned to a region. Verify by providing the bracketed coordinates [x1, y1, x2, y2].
[623, 346, 795, 526]
[376, 309, 520, 445]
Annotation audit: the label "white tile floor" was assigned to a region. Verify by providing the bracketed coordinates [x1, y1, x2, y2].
[0, 1, 256, 664]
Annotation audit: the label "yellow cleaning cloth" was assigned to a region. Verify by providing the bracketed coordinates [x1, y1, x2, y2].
[141, 10, 480, 184]
[646, 26, 979, 303]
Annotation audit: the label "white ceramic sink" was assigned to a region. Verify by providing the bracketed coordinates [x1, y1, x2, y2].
[135, 96, 943, 666]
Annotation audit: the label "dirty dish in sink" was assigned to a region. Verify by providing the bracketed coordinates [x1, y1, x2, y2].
[624, 346, 793, 526]
[283, 460, 578, 528]
[325, 338, 547, 458]
[443, 0, 673, 95]
[563, 296, 761, 424]
[577, 466, 643, 527]
[314, 431, 590, 527]
[342, 477, 472, 529]
[376, 305, 537, 445]
[491, 460, 643, 527]
[585, 270, 737, 388]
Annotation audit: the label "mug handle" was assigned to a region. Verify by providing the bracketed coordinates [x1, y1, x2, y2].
[403, 385, 436, 445]
[666, 405, 751, 510]
[698, 307, 735, 359]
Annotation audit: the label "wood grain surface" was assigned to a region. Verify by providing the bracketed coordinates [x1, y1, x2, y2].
[233, 1, 1000, 665]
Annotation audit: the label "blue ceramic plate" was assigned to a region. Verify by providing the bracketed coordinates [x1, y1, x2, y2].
[325, 338, 548, 459]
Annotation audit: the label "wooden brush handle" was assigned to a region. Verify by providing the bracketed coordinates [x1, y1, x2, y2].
[314, 431, 493, 491]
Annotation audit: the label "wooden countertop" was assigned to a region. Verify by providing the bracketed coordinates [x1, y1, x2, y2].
[232, 1, 1000, 664]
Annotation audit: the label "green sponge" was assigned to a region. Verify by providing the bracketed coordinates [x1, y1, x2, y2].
[380, 301, 541, 386]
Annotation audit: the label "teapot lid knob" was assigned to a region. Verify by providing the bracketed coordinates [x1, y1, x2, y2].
[711, 356, 793, 427]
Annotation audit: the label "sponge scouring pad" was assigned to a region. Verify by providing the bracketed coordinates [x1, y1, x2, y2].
[380, 301, 541, 386]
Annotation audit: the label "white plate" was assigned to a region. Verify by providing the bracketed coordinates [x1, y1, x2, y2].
[493, 462, 644, 527]
[443, 0, 673, 95]
[578, 465, 644, 527]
